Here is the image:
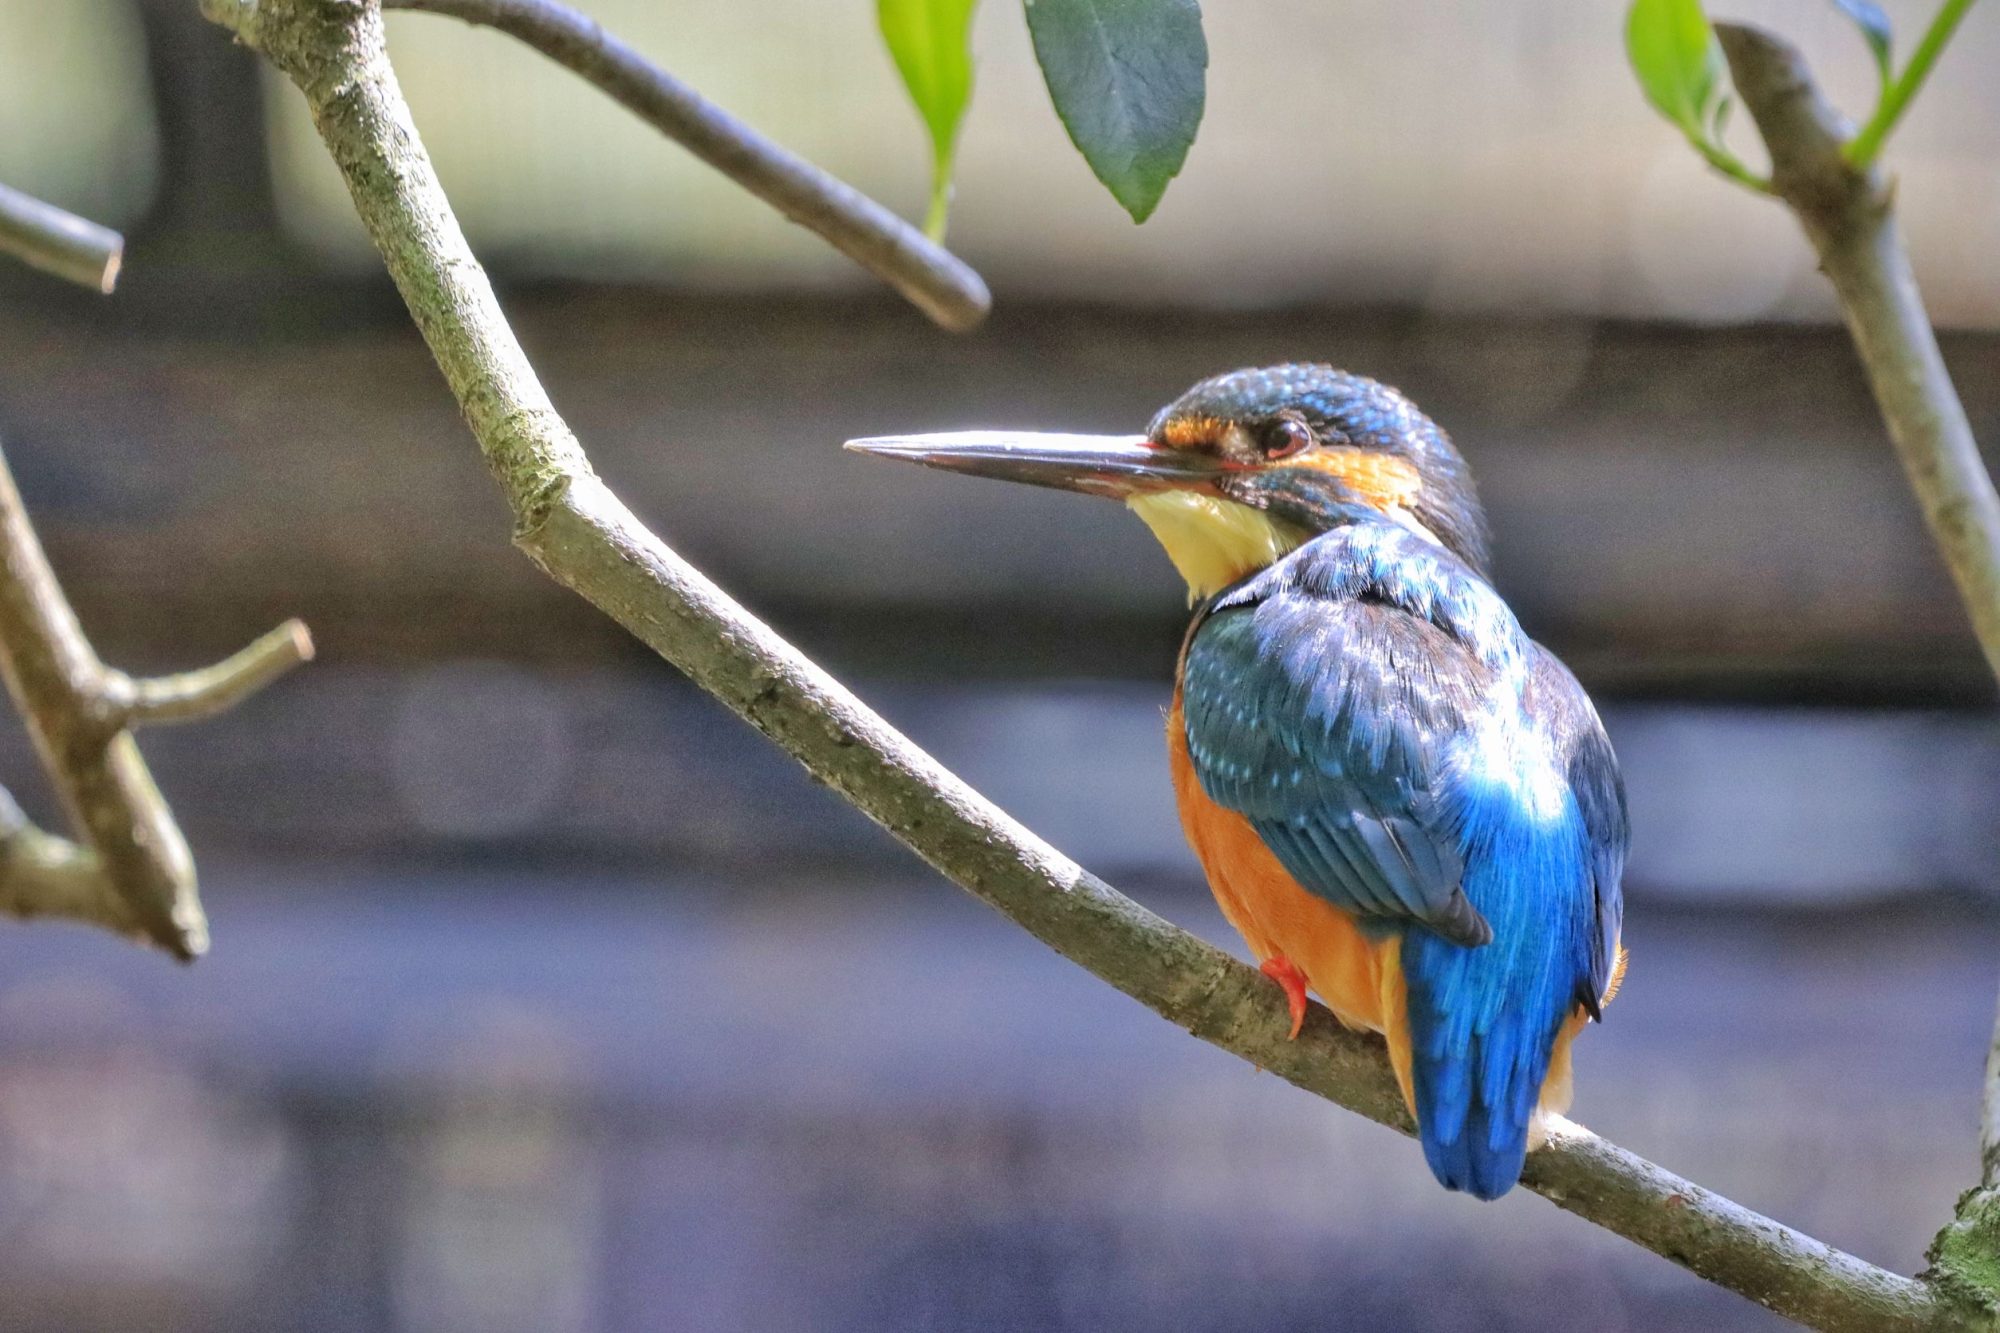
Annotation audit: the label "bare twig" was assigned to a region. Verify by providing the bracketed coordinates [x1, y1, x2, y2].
[196, 3, 1989, 1327]
[0, 437, 312, 958]
[1715, 21, 2000, 1322]
[380, 0, 990, 332]
[0, 183, 124, 293]
[108, 619, 315, 726]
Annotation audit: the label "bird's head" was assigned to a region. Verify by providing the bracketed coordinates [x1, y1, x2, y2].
[847, 364, 1490, 600]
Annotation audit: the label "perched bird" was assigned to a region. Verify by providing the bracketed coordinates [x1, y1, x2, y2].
[847, 365, 1627, 1200]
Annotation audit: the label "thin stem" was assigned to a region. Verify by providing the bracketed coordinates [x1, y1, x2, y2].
[0, 183, 123, 292]
[1847, 0, 1980, 168]
[381, 0, 989, 332]
[110, 619, 315, 726]
[201, 3, 1982, 1326]
[1693, 135, 1773, 194]
[923, 171, 950, 244]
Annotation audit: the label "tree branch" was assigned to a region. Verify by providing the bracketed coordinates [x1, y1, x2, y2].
[0, 436, 312, 958]
[107, 618, 314, 727]
[378, 0, 989, 333]
[192, 2, 1993, 1327]
[0, 183, 124, 293]
[1715, 21, 2000, 1324]
[0, 786, 137, 935]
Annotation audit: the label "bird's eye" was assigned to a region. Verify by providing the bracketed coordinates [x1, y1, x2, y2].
[1264, 418, 1314, 459]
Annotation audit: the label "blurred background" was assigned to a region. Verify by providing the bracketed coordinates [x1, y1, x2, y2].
[2, 0, 1999, 1328]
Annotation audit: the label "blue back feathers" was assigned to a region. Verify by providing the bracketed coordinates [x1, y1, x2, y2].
[1181, 520, 1626, 1199]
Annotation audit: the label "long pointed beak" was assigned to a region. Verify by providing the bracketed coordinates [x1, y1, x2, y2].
[844, 431, 1224, 499]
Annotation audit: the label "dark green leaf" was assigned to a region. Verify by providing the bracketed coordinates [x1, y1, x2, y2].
[1831, 0, 1893, 83]
[1624, 0, 1725, 139]
[878, 0, 980, 239]
[1025, 0, 1207, 223]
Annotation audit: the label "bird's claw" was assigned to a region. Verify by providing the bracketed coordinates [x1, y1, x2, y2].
[1260, 955, 1310, 1040]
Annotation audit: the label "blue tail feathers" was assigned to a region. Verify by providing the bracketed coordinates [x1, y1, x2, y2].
[1405, 941, 1556, 1200]
[1403, 788, 1596, 1200]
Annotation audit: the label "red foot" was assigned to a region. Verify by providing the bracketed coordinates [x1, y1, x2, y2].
[1260, 956, 1310, 1040]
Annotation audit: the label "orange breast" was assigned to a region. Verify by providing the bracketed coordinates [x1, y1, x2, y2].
[1167, 699, 1418, 1109]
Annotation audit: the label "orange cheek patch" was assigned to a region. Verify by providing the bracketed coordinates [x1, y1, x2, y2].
[1297, 448, 1423, 510]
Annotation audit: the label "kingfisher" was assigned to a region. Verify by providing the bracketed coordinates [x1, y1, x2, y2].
[846, 365, 1627, 1199]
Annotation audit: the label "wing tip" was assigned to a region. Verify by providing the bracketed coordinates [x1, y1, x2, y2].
[1439, 898, 1493, 948]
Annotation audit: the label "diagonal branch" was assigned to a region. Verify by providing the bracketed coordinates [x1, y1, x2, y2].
[0, 183, 124, 293]
[381, 0, 990, 332]
[200, 2, 1984, 1328]
[0, 436, 313, 958]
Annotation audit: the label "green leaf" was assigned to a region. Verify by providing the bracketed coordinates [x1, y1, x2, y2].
[878, 0, 980, 240]
[1831, 0, 1893, 84]
[1024, 0, 1207, 224]
[1624, 0, 1770, 193]
[1624, 0, 1725, 139]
